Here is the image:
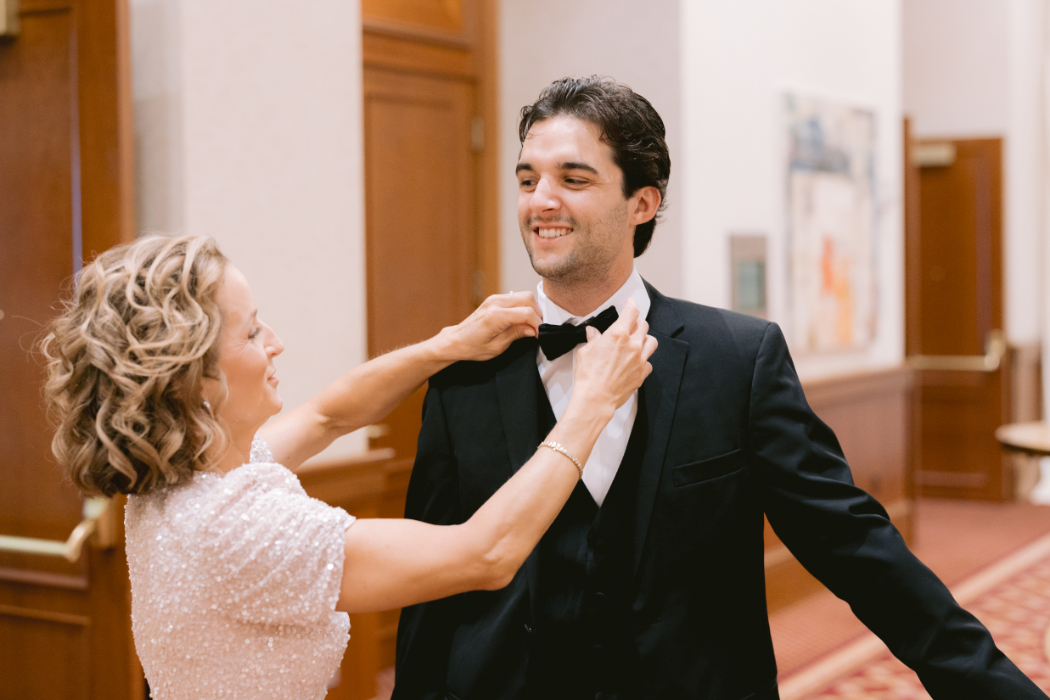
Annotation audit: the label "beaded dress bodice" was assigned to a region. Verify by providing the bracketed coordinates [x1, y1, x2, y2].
[126, 438, 355, 699]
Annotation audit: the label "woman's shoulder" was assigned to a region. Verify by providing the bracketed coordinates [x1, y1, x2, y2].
[126, 444, 306, 535]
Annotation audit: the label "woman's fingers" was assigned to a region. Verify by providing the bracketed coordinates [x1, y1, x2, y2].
[490, 305, 541, 335]
[449, 300, 544, 361]
[642, 334, 659, 361]
[572, 300, 659, 411]
[480, 291, 543, 318]
[606, 298, 639, 336]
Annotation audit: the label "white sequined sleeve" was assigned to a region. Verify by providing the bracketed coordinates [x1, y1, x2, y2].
[197, 464, 355, 626]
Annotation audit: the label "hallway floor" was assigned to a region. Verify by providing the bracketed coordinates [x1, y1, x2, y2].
[772, 498, 1050, 696]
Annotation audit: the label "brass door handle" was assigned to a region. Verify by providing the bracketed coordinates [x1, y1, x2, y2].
[907, 330, 1006, 372]
[0, 498, 112, 562]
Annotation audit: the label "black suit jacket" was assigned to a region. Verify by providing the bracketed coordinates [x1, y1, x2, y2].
[393, 283, 1044, 700]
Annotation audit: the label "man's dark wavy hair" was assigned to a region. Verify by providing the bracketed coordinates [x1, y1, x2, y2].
[518, 76, 671, 257]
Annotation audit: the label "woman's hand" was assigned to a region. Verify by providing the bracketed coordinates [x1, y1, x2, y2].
[437, 292, 543, 362]
[570, 299, 657, 418]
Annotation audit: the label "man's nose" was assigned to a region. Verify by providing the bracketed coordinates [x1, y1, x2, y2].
[529, 177, 559, 211]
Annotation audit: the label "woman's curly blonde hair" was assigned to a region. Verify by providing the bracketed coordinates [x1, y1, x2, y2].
[41, 235, 230, 497]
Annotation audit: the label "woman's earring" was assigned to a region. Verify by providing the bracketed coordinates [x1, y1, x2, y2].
[202, 399, 212, 412]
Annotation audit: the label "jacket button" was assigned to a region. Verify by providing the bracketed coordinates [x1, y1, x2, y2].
[524, 623, 532, 634]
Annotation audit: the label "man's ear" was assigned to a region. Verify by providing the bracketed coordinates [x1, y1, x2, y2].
[628, 186, 661, 226]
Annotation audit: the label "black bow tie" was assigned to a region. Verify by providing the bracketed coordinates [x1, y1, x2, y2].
[538, 306, 619, 360]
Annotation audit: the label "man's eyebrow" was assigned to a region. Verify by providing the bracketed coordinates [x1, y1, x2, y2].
[560, 161, 599, 174]
[516, 161, 599, 175]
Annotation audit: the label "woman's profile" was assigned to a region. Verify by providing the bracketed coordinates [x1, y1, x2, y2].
[41, 234, 656, 699]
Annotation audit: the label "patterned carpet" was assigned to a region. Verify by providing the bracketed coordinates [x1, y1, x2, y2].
[780, 531, 1050, 699]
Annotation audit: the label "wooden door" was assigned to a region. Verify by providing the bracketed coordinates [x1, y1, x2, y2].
[906, 137, 1010, 500]
[362, 0, 499, 466]
[363, 67, 478, 460]
[0, 1, 137, 698]
[331, 1, 498, 698]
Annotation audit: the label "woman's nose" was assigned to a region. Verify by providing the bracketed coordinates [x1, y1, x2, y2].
[267, 330, 285, 357]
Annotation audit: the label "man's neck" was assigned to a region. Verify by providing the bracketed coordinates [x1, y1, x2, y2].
[542, 266, 633, 317]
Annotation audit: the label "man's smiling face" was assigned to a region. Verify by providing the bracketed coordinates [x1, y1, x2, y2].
[516, 116, 637, 288]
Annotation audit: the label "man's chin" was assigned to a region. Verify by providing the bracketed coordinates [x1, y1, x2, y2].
[528, 252, 581, 281]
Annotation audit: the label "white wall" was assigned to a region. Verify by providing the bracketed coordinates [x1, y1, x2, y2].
[499, 0, 683, 299]
[903, 0, 1048, 347]
[902, 0, 1010, 138]
[680, 0, 905, 380]
[131, 0, 369, 459]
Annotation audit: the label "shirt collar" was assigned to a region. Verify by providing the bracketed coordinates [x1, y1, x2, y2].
[535, 266, 651, 327]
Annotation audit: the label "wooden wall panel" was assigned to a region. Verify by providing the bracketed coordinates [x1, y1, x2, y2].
[300, 452, 399, 700]
[0, 609, 90, 700]
[764, 366, 914, 613]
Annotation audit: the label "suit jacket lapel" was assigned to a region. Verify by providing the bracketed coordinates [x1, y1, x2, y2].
[494, 337, 544, 619]
[633, 282, 688, 577]
[495, 337, 543, 474]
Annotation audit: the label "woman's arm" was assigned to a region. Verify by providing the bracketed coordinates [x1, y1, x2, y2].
[259, 293, 542, 470]
[336, 300, 657, 614]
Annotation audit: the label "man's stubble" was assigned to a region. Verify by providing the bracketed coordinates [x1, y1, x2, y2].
[520, 198, 632, 292]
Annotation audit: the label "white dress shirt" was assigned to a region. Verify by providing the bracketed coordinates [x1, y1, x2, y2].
[536, 268, 651, 506]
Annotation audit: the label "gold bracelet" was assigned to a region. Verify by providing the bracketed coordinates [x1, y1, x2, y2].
[539, 440, 584, 480]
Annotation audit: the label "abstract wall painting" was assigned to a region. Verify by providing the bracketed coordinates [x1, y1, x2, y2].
[785, 94, 878, 354]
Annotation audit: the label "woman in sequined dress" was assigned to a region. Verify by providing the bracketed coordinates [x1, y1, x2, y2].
[40, 235, 656, 700]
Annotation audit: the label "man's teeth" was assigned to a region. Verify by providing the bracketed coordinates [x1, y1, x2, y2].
[537, 228, 570, 239]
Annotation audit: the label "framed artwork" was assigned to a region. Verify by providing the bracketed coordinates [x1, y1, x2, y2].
[785, 93, 877, 354]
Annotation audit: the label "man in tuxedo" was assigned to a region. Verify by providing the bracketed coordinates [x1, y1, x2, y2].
[392, 76, 1044, 700]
